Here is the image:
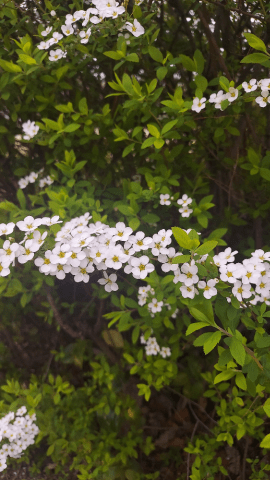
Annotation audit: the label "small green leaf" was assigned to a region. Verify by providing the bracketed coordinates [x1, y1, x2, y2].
[172, 254, 191, 264]
[157, 66, 168, 80]
[229, 337, 246, 366]
[186, 322, 211, 336]
[195, 241, 218, 255]
[214, 370, 235, 384]
[235, 372, 247, 390]
[203, 331, 221, 354]
[19, 54, 36, 65]
[63, 124, 80, 133]
[78, 97, 88, 115]
[0, 59, 22, 72]
[148, 46, 163, 63]
[260, 168, 270, 181]
[240, 53, 269, 64]
[147, 124, 160, 138]
[260, 434, 270, 449]
[126, 53, 139, 62]
[244, 33, 267, 53]
[161, 120, 178, 135]
[172, 226, 193, 249]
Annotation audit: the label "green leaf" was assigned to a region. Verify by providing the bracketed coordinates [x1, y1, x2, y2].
[172, 254, 191, 264]
[63, 124, 80, 133]
[19, 54, 36, 65]
[179, 54, 196, 71]
[104, 50, 124, 60]
[195, 241, 218, 255]
[147, 124, 160, 138]
[148, 46, 163, 63]
[154, 138, 164, 149]
[229, 337, 246, 366]
[260, 168, 270, 181]
[161, 120, 178, 135]
[55, 103, 74, 113]
[141, 213, 160, 223]
[172, 227, 193, 249]
[240, 53, 269, 64]
[186, 322, 210, 335]
[0, 59, 22, 72]
[129, 217, 140, 231]
[203, 331, 221, 354]
[193, 49, 205, 74]
[194, 74, 208, 92]
[141, 137, 155, 149]
[235, 373, 247, 390]
[193, 332, 214, 347]
[157, 66, 168, 80]
[260, 434, 270, 449]
[78, 97, 88, 115]
[126, 53, 139, 62]
[244, 33, 267, 53]
[214, 370, 235, 384]
[16, 189, 26, 210]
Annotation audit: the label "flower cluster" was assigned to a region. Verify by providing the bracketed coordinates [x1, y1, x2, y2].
[140, 334, 171, 358]
[17, 168, 54, 190]
[191, 78, 270, 113]
[0, 407, 39, 472]
[37, 1, 145, 61]
[15, 121, 39, 140]
[2, 211, 270, 307]
[213, 247, 270, 305]
[160, 194, 193, 218]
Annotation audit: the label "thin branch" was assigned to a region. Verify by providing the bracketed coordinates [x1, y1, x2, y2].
[186, 420, 199, 480]
[202, 0, 265, 22]
[197, 7, 232, 80]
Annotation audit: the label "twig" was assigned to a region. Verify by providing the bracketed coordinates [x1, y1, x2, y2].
[188, 403, 215, 436]
[187, 420, 199, 480]
[166, 386, 218, 425]
[242, 436, 251, 480]
[197, 7, 232, 80]
[202, 0, 265, 22]
[46, 287, 84, 339]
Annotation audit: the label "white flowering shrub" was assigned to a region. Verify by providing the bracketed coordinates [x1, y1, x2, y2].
[1, 0, 270, 479]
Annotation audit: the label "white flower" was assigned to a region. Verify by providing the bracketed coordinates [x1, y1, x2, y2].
[255, 90, 270, 107]
[160, 347, 171, 358]
[160, 194, 171, 205]
[79, 28, 91, 43]
[50, 243, 72, 265]
[209, 90, 226, 109]
[105, 245, 129, 270]
[41, 26, 52, 36]
[65, 14, 78, 24]
[251, 249, 270, 262]
[148, 298, 163, 313]
[129, 232, 152, 252]
[0, 222, 15, 236]
[125, 19, 145, 37]
[17, 239, 40, 264]
[0, 240, 19, 263]
[0, 259, 11, 277]
[28, 172, 38, 183]
[61, 24, 74, 36]
[217, 247, 238, 264]
[22, 121, 39, 138]
[16, 216, 42, 232]
[191, 97, 206, 112]
[16, 407, 27, 416]
[177, 194, 192, 207]
[178, 263, 199, 286]
[107, 5, 125, 18]
[41, 216, 62, 226]
[198, 279, 217, 299]
[34, 251, 56, 274]
[242, 79, 257, 92]
[129, 255, 155, 279]
[180, 284, 198, 299]
[110, 222, 133, 242]
[260, 78, 270, 90]
[48, 49, 65, 61]
[50, 10, 56, 16]
[51, 32, 63, 44]
[71, 258, 94, 283]
[18, 178, 29, 189]
[232, 281, 252, 301]
[37, 41, 48, 50]
[179, 206, 193, 217]
[98, 272, 118, 292]
[226, 87, 239, 102]
[158, 248, 179, 272]
[219, 263, 245, 283]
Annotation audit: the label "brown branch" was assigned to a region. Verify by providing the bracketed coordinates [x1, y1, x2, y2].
[46, 288, 84, 339]
[202, 0, 265, 22]
[186, 420, 199, 480]
[197, 6, 232, 80]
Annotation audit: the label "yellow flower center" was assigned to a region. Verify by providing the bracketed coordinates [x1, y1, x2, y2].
[139, 264, 145, 271]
